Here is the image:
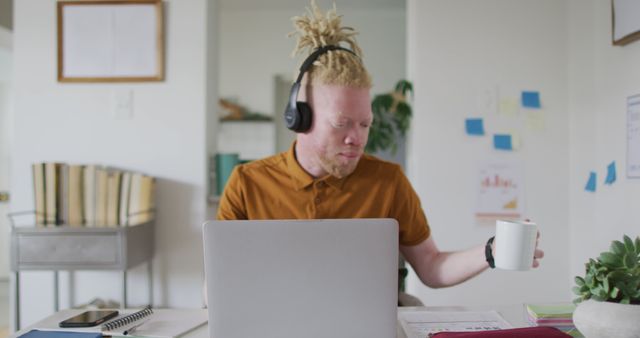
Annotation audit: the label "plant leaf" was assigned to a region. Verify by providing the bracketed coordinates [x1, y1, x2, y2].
[585, 273, 594, 287]
[394, 80, 413, 97]
[611, 240, 626, 255]
[624, 235, 635, 253]
[624, 253, 638, 269]
[575, 276, 585, 286]
[599, 252, 622, 268]
[610, 286, 620, 299]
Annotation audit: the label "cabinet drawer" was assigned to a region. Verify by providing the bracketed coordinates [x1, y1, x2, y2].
[15, 233, 121, 268]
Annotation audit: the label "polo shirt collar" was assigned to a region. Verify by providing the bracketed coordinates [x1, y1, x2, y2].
[286, 141, 349, 191]
[286, 141, 315, 190]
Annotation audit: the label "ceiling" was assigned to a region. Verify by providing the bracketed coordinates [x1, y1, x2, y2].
[219, 0, 405, 11]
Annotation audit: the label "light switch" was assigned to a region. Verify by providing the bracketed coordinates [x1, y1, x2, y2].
[113, 89, 134, 120]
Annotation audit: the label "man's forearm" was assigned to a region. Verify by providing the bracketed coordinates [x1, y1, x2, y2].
[401, 238, 490, 289]
[418, 245, 489, 288]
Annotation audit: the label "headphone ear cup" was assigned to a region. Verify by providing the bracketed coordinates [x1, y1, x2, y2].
[285, 103, 301, 132]
[296, 102, 313, 133]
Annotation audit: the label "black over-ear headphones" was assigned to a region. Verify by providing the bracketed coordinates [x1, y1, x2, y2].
[284, 45, 358, 133]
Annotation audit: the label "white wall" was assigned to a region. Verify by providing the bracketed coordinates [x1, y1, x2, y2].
[568, 0, 640, 283]
[217, 5, 406, 157]
[406, 0, 570, 306]
[10, 0, 217, 328]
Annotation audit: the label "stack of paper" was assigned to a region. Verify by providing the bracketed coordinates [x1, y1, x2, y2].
[525, 303, 582, 337]
[398, 310, 512, 338]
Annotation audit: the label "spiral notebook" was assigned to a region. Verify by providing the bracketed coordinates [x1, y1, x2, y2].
[35, 307, 208, 338]
[102, 306, 154, 335]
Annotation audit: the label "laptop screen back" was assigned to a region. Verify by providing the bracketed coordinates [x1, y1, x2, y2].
[203, 218, 398, 338]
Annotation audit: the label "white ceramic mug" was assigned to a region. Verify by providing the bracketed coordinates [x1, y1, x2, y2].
[494, 220, 537, 270]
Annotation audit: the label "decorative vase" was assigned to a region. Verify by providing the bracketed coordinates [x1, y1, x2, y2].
[573, 299, 640, 338]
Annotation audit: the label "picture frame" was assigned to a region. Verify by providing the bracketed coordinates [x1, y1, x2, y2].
[57, 0, 165, 82]
[612, 0, 640, 46]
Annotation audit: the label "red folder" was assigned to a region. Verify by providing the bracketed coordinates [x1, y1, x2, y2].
[429, 326, 572, 337]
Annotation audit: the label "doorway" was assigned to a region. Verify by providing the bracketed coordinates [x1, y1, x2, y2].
[0, 25, 13, 337]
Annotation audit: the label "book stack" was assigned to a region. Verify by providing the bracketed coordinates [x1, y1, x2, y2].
[32, 162, 156, 227]
[525, 303, 582, 337]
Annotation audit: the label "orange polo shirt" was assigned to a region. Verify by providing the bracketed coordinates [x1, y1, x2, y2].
[216, 143, 430, 246]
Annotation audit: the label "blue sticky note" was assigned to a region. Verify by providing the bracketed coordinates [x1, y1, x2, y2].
[493, 134, 512, 150]
[465, 118, 485, 136]
[585, 172, 596, 192]
[605, 161, 616, 185]
[522, 91, 541, 108]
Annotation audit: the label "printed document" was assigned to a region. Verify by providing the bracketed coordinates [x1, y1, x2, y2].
[399, 310, 512, 338]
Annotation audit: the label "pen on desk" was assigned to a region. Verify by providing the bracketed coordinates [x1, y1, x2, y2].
[123, 324, 141, 336]
[123, 320, 148, 336]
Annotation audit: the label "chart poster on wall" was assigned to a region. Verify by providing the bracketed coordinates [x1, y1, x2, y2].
[627, 94, 640, 178]
[475, 161, 524, 220]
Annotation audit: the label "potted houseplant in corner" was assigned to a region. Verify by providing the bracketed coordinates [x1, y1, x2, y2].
[366, 80, 413, 155]
[572, 235, 640, 337]
[366, 80, 419, 305]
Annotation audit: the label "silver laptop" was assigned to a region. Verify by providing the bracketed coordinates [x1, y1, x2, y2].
[203, 218, 398, 338]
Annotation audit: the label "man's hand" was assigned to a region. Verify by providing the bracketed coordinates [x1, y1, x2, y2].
[532, 231, 544, 268]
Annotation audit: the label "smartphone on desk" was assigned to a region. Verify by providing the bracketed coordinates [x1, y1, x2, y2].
[59, 310, 119, 328]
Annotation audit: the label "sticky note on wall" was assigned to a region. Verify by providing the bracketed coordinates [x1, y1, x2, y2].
[522, 91, 541, 108]
[605, 161, 616, 185]
[585, 172, 596, 192]
[493, 134, 513, 150]
[465, 118, 485, 135]
[499, 98, 519, 117]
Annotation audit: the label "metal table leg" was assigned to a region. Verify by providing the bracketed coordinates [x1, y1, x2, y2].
[54, 271, 59, 311]
[69, 271, 75, 308]
[15, 271, 20, 331]
[122, 270, 127, 309]
[148, 261, 153, 307]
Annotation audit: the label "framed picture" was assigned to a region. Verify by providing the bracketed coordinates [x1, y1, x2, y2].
[612, 0, 640, 46]
[57, 0, 165, 82]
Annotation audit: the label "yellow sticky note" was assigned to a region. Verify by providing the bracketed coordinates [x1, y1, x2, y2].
[499, 98, 519, 117]
[525, 110, 545, 131]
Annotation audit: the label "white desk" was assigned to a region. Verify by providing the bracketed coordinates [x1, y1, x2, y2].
[10, 305, 528, 338]
[9, 309, 209, 338]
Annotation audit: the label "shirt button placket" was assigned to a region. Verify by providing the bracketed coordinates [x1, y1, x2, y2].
[314, 181, 324, 207]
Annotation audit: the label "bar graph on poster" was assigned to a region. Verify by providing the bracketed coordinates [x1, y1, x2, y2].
[476, 161, 524, 220]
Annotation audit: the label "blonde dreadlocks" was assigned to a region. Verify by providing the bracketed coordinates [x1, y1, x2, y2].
[289, 1, 372, 89]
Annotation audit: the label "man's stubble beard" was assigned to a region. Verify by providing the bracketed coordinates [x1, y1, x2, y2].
[317, 152, 360, 179]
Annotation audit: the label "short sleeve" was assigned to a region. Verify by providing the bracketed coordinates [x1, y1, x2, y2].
[389, 167, 430, 246]
[216, 166, 248, 220]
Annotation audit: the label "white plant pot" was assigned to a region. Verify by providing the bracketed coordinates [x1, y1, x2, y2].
[573, 299, 640, 338]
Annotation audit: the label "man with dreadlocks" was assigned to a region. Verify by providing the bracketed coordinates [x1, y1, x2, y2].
[216, 1, 544, 298]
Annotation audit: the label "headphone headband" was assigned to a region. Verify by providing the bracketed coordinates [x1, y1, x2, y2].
[294, 45, 358, 84]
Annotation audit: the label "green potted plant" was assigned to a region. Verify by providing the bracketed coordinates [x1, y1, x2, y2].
[366, 80, 413, 155]
[366, 80, 414, 301]
[572, 235, 640, 337]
